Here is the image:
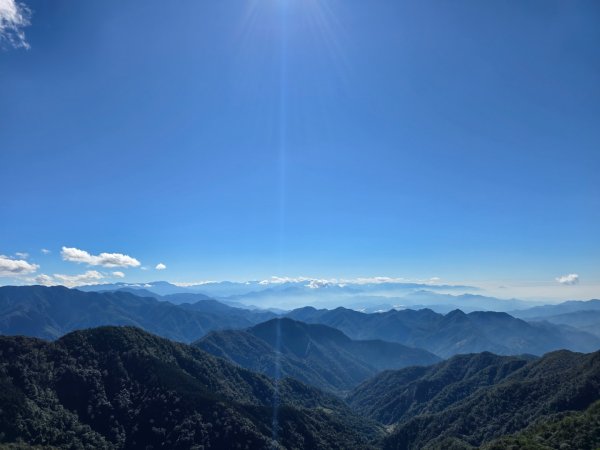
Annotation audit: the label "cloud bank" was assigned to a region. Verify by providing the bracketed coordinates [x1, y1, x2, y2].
[61, 247, 141, 268]
[0, 0, 30, 49]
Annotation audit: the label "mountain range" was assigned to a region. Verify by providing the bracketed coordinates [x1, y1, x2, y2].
[348, 349, 600, 448]
[511, 298, 600, 319]
[1, 324, 599, 449]
[196, 318, 440, 393]
[285, 305, 600, 357]
[0, 285, 275, 343]
[1, 284, 599, 449]
[79, 280, 600, 319]
[79, 280, 538, 312]
[0, 326, 381, 449]
[3, 286, 600, 360]
[2, 284, 600, 448]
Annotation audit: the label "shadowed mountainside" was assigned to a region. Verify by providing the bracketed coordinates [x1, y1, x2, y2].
[348, 349, 600, 449]
[196, 318, 439, 393]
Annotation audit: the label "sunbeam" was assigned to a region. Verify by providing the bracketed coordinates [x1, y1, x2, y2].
[232, 1, 351, 273]
[271, 314, 283, 447]
[278, 0, 288, 268]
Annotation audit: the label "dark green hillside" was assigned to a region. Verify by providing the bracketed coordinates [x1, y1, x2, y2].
[196, 318, 439, 393]
[347, 352, 533, 425]
[0, 326, 381, 449]
[484, 400, 600, 450]
[0, 285, 274, 343]
[377, 349, 600, 449]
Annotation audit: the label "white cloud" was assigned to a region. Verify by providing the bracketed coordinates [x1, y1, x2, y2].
[0, 0, 31, 49]
[556, 273, 579, 285]
[260, 276, 312, 285]
[155, 263, 167, 270]
[41, 248, 51, 254]
[172, 280, 216, 287]
[53, 270, 104, 287]
[15, 252, 29, 259]
[61, 247, 141, 268]
[258, 275, 428, 286]
[345, 276, 409, 285]
[112, 271, 125, 278]
[306, 279, 331, 289]
[0, 254, 39, 276]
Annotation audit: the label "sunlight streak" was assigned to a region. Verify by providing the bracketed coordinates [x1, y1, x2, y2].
[271, 316, 283, 447]
[278, 0, 288, 268]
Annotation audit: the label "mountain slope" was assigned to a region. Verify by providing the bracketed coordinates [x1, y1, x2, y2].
[0, 285, 275, 343]
[484, 400, 600, 450]
[347, 352, 534, 425]
[196, 318, 439, 393]
[286, 306, 600, 357]
[0, 326, 381, 449]
[348, 349, 600, 449]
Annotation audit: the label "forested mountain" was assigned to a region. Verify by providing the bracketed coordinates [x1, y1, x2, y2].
[2, 286, 600, 449]
[0, 326, 381, 449]
[287, 306, 600, 357]
[484, 400, 600, 450]
[195, 318, 439, 393]
[348, 349, 600, 449]
[1, 321, 599, 449]
[0, 286, 275, 343]
[347, 352, 534, 424]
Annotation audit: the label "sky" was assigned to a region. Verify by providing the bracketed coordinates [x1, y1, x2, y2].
[0, 0, 599, 300]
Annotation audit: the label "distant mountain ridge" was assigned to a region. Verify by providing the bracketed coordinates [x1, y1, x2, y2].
[3, 286, 599, 359]
[77, 280, 600, 316]
[196, 318, 440, 393]
[0, 285, 276, 342]
[510, 299, 600, 338]
[286, 306, 600, 357]
[512, 298, 600, 318]
[525, 310, 600, 338]
[80, 279, 520, 312]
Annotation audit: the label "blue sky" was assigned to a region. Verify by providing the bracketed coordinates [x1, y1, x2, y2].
[1, 0, 599, 299]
